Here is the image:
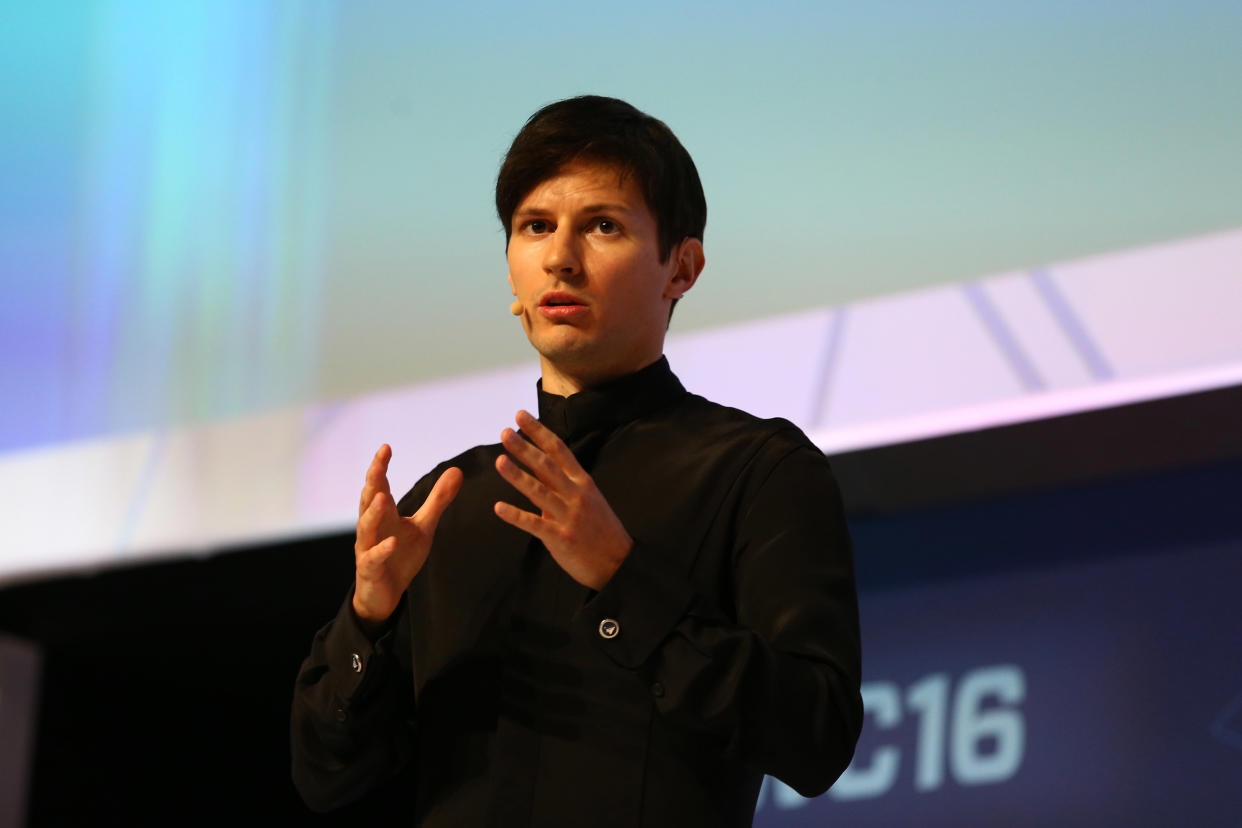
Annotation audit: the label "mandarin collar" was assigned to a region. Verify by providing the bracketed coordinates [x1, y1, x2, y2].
[536, 356, 686, 442]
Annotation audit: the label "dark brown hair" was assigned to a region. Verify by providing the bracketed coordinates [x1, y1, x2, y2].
[495, 95, 706, 264]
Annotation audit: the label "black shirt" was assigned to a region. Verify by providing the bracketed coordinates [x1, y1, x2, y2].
[291, 357, 862, 826]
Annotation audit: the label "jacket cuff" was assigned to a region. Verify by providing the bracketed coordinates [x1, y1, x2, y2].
[574, 540, 695, 670]
[322, 585, 401, 703]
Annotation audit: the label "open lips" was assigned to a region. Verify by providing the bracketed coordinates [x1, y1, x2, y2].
[540, 291, 587, 307]
[538, 291, 589, 319]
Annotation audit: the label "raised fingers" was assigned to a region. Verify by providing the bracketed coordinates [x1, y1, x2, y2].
[493, 500, 547, 539]
[495, 453, 560, 514]
[412, 466, 463, 533]
[356, 489, 389, 552]
[500, 424, 572, 491]
[359, 444, 393, 518]
[514, 410, 585, 477]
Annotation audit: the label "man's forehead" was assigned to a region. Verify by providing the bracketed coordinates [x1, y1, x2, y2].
[515, 160, 640, 211]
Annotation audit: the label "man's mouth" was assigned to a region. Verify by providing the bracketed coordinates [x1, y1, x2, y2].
[538, 291, 589, 319]
[540, 291, 586, 307]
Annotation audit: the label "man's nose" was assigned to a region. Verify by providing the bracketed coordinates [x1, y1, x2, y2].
[542, 227, 582, 277]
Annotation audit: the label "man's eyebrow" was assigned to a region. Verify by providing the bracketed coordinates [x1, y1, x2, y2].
[580, 203, 633, 214]
[513, 202, 633, 217]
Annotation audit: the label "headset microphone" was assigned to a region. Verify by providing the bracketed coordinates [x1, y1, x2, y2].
[510, 299, 524, 316]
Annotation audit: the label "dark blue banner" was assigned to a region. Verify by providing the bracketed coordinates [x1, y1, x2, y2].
[756, 543, 1242, 826]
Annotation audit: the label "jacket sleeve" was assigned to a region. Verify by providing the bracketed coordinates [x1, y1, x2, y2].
[290, 586, 416, 811]
[573, 441, 863, 797]
[289, 466, 445, 812]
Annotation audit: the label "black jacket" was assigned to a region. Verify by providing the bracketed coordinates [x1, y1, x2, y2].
[291, 357, 862, 826]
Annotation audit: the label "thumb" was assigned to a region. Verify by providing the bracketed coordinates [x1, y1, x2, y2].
[411, 466, 463, 534]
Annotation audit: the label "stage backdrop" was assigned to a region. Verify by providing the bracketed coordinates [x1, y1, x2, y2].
[2, 2, 1241, 582]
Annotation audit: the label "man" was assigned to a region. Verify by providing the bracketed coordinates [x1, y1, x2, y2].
[291, 95, 862, 826]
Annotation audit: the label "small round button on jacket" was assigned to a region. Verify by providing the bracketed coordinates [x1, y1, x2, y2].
[351, 653, 363, 673]
[650, 682, 665, 698]
[598, 618, 620, 639]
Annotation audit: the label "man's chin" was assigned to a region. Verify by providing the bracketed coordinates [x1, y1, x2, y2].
[529, 326, 593, 354]
[530, 329, 618, 373]
[531, 340, 598, 368]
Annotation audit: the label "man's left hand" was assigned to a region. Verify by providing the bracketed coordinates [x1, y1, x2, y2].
[494, 409, 632, 591]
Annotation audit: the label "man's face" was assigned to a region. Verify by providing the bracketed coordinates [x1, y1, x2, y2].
[506, 160, 702, 392]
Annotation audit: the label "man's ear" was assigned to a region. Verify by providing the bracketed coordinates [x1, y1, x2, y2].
[663, 238, 705, 300]
[507, 272, 516, 296]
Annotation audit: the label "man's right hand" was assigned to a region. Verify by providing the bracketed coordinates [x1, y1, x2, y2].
[352, 445, 462, 634]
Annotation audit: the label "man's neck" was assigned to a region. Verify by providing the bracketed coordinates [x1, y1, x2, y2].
[539, 353, 664, 398]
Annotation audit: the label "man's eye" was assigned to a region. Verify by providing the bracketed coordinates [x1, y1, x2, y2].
[525, 220, 549, 234]
[592, 218, 619, 235]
